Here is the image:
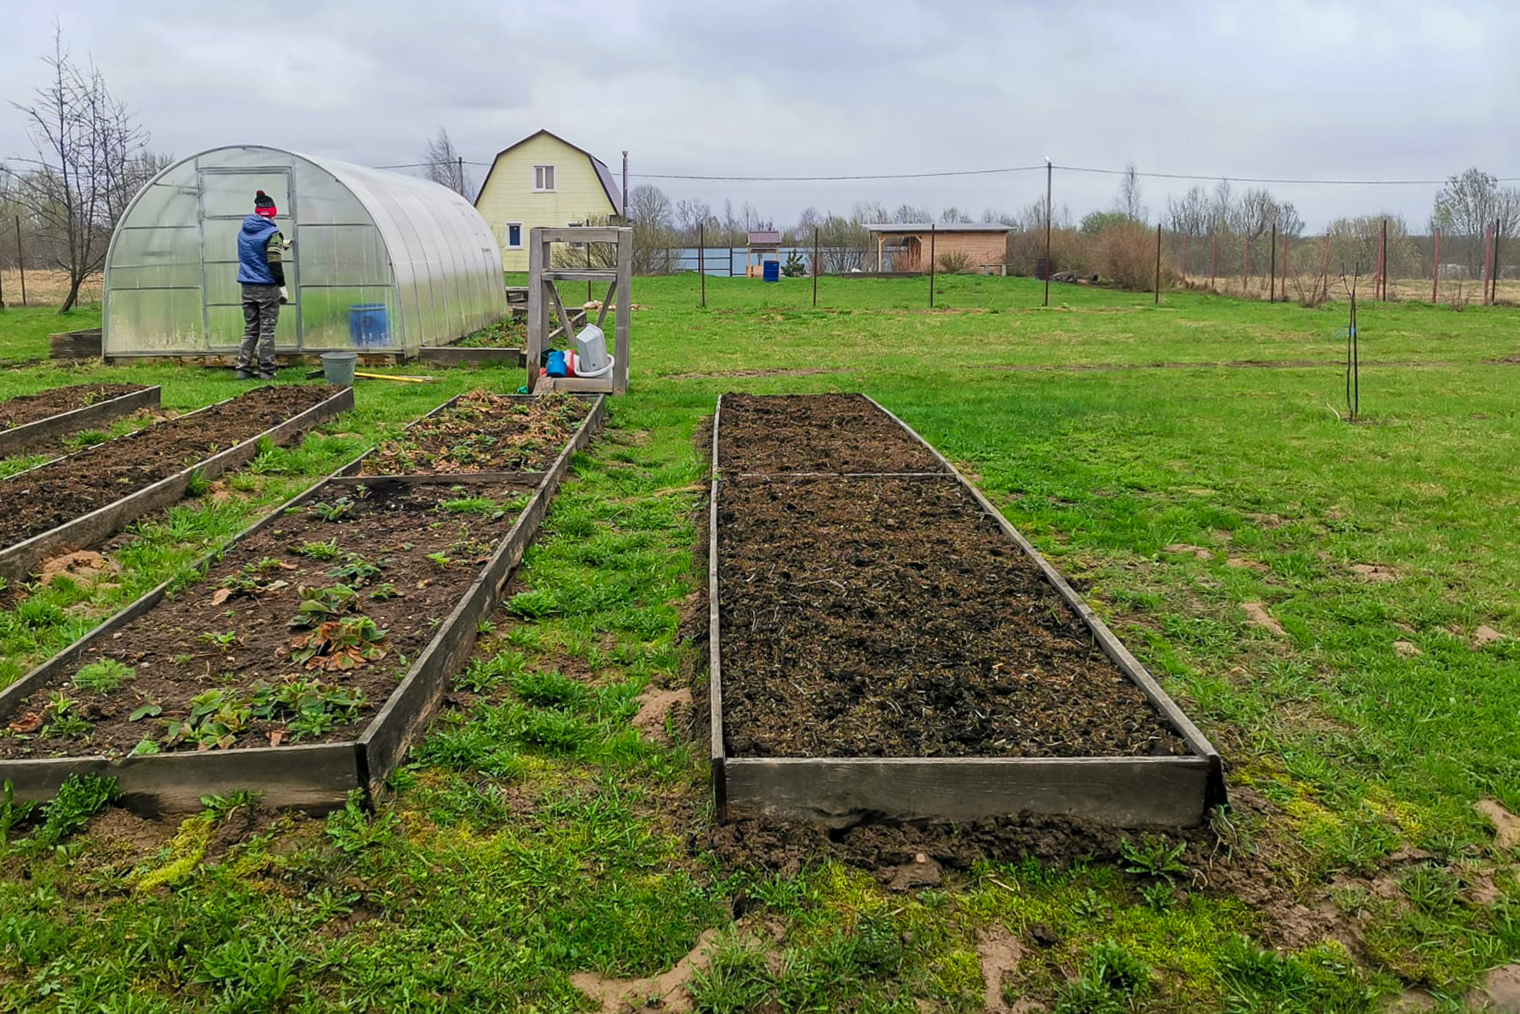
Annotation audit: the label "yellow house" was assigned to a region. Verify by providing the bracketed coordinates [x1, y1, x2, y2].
[474, 130, 623, 271]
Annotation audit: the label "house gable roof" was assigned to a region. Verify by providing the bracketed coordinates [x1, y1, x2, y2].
[475, 129, 623, 216]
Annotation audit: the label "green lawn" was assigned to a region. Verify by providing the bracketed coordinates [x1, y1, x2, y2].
[0, 276, 1517, 1011]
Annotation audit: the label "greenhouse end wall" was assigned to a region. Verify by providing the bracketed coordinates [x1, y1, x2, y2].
[104, 146, 507, 358]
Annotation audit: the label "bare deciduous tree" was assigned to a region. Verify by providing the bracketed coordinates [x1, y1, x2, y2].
[11, 28, 156, 312]
[422, 128, 469, 198]
[1432, 168, 1520, 276]
[1114, 162, 1146, 223]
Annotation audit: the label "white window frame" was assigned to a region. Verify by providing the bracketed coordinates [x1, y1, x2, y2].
[533, 164, 556, 192]
[505, 222, 524, 249]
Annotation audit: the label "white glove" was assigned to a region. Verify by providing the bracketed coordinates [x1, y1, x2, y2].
[278, 286, 290, 304]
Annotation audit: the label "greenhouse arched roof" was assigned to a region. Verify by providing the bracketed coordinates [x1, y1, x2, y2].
[104, 145, 506, 357]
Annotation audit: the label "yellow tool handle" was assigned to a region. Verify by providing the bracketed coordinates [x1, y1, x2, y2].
[352, 371, 432, 383]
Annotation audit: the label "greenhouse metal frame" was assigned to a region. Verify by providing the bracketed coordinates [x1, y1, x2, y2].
[104, 145, 507, 359]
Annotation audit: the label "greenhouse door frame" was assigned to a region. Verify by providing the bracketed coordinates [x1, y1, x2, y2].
[196, 165, 304, 352]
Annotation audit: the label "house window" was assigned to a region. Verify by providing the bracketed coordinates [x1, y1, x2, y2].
[506, 223, 523, 249]
[533, 165, 555, 191]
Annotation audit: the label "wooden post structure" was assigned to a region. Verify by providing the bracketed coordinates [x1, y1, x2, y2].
[1431, 228, 1441, 303]
[698, 223, 705, 308]
[525, 226, 632, 395]
[1281, 233, 1289, 301]
[1242, 236, 1249, 294]
[1181, 233, 1190, 284]
[13, 217, 24, 306]
[1379, 218, 1388, 301]
[1209, 233, 1217, 292]
[1154, 223, 1162, 305]
[1483, 224, 1494, 305]
[1489, 220, 1501, 304]
[928, 224, 936, 308]
[1269, 225, 1277, 302]
[1319, 232, 1332, 304]
[1043, 160, 1052, 308]
[812, 226, 819, 308]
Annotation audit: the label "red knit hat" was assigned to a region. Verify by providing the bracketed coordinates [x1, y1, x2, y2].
[254, 190, 278, 218]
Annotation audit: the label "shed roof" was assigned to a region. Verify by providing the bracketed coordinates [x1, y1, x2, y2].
[747, 230, 782, 245]
[864, 223, 1013, 234]
[476, 129, 623, 216]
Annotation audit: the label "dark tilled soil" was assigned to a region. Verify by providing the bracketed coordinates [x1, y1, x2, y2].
[717, 393, 945, 475]
[718, 475, 1186, 758]
[0, 479, 527, 758]
[1, 384, 148, 433]
[0, 385, 338, 550]
[360, 391, 588, 475]
[453, 317, 526, 348]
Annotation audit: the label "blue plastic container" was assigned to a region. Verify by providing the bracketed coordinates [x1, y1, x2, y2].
[762, 260, 780, 283]
[348, 303, 389, 347]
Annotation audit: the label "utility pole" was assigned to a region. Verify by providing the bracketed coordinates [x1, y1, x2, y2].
[457, 156, 465, 199]
[1043, 159, 1052, 308]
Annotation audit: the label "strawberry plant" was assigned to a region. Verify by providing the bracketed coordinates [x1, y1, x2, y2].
[42, 692, 91, 738]
[368, 583, 399, 601]
[307, 498, 356, 522]
[288, 585, 359, 629]
[249, 678, 365, 741]
[162, 689, 252, 751]
[326, 553, 384, 587]
[289, 616, 389, 672]
[294, 539, 341, 560]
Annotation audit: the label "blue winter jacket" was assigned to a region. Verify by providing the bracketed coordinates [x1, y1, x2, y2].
[236, 214, 284, 285]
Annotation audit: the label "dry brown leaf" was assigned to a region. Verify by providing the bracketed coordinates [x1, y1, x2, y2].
[7, 712, 43, 734]
[269, 730, 285, 747]
[211, 587, 233, 606]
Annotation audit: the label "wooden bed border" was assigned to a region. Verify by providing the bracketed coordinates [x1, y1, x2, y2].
[708, 393, 1225, 828]
[0, 386, 161, 459]
[0, 393, 605, 813]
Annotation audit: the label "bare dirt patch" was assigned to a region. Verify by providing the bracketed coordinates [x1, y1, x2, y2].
[1476, 800, 1520, 850]
[717, 393, 944, 475]
[1474, 625, 1507, 648]
[38, 550, 119, 588]
[631, 686, 692, 743]
[1351, 563, 1400, 582]
[977, 927, 1027, 1014]
[1466, 964, 1520, 1013]
[1242, 602, 1286, 636]
[1164, 543, 1213, 560]
[570, 928, 721, 1014]
[1226, 557, 1270, 574]
[1392, 641, 1423, 658]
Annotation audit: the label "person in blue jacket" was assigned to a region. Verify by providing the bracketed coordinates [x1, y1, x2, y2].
[235, 191, 288, 379]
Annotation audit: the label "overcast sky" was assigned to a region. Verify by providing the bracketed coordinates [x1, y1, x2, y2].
[3, 0, 1517, 231]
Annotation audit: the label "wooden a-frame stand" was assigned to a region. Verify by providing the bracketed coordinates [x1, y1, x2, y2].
[525, 226, 631, 395]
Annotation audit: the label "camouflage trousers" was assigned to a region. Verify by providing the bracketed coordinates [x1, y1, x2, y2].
[238, 283, 281, 375]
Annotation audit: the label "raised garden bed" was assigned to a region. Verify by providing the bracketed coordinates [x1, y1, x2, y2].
[0, 392, 606, 810]
[0, 384, 160, 458]
[356, 390, 590, 477]
[708, 394, 1224, 828]
[0, 385, 351, 586]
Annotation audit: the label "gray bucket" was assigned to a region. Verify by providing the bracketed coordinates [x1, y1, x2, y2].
[320, 351, 357, 386]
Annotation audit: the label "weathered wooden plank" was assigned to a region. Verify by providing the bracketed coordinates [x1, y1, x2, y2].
[535, 377, 614, 394]
[537, 227, 622, 244]
[0, 744, 359, 813]
[613, 231, 632, 396]
[356, 396, 607, 796]
[0, 386, 160, 459]
[861, 394, 1225, 807]
[543, 270, 618, 283]
[709, 394, 727, 814]
[417, 346, 525, 367]
[0, 386, 353, 586]
[723, 756, 1213, 828]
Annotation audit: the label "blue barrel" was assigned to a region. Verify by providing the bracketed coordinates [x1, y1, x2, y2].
[348, 303, 390, 347]
[762, 260, 780, 283]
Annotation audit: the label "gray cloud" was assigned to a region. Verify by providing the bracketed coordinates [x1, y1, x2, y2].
[3, 0, 1517, 230]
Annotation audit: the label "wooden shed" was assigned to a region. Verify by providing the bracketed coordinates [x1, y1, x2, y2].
[745, 230, 782, 277]
[864, 224, 1011, 274]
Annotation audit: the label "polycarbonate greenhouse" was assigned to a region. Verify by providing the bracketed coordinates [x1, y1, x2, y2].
[104, 145, 507, 358]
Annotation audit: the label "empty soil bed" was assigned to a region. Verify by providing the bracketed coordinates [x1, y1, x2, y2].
[1, 384, 147, 433]
[718, 393, 945, 474]
[0, 478, 529, 759]
[718, 475, 1186, 759]
[0, 385, 338, 551]
[360, 390, 589, 475]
